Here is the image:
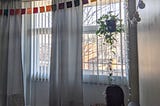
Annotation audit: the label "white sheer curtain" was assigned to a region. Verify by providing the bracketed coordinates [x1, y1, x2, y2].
[22, 1, 52, 106]
[0, 1, 24, 106]
[50, 0, 83, 106]
[21, 2, 32, 106]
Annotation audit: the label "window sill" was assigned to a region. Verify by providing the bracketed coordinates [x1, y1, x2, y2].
[83, 75, 128, 86]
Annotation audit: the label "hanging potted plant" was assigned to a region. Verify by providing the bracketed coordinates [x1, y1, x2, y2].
[96, 11, 124, 83]
[96, 11, 124, 47]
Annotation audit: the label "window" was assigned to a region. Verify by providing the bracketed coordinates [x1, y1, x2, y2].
[22, 0, 128, 83]
[82, 1, 128, 84]
[33, 1, 52, 81]
[22, 0, 52, 81]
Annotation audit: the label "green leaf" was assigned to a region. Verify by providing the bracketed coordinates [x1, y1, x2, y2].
[96, 30, 100, 35]
[112, 51, 116, 55]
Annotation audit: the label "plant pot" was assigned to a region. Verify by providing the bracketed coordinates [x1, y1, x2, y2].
[106, 19, 116, 32]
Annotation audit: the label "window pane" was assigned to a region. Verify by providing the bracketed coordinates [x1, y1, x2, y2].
[82, 1, 128, 79]
[30, 0, 52, 81]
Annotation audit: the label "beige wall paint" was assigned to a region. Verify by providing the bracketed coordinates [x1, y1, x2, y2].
[138, 0, 160, 106]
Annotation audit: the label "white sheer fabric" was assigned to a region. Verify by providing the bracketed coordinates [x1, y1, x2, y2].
[22, 1, 52, 105]
[0, 1, 24, 106]
[21, 2, 32, 106]
[50, 0, 83, 106]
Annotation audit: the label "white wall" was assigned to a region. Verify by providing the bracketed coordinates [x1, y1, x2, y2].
[83, 84, 129, 106]
[32, 82, 128, 106]
[138, 0, 160, 106]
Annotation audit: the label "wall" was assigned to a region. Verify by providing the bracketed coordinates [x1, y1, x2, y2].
[32, 82, 128, 106]
[83, 84, 128, 106]
[138, 0, 160, 106]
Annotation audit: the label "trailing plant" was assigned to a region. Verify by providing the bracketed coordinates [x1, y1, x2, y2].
[96, 11, 124, 83]
[96, 11, 124, 48]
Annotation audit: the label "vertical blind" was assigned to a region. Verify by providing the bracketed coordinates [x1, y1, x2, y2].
[22, 0, 52, 81]
[32, 0, 52, 81]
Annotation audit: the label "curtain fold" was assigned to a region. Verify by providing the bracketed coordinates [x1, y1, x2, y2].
[0, 1, 24, 106]
[50, 0, 83, 106]
[21, 1, 32, 106]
